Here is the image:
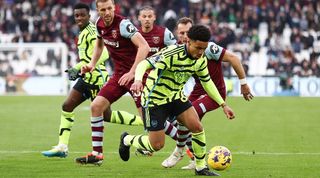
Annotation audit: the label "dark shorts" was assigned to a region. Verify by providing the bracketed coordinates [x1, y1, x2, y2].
[143, 99, 192, 131]
[98, 74, 142, 108]
[73, 78, 102, 101]
[189, 89, 226, 119]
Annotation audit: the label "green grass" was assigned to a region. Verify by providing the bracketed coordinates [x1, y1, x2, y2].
[0, 96, 319, 178]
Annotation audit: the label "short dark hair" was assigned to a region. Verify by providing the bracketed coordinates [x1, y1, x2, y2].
[177, 17, 193, 26]
[74, 3, 90, 12]
[187, 25, 211, 42]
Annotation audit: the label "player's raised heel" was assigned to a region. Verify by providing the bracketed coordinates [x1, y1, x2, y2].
[75, 153, 104, 166]
[119, 132, 130, 161]
[42, 145, 68, 158]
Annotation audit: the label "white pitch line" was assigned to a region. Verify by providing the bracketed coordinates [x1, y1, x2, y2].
[233, 151, 320, 155]
[0, 150, 320, 155]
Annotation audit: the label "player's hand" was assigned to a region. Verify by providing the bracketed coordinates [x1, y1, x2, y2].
[81, 63, 94, 75]
[222, 104, 235, 120]
[130, 80, 143, 97]
[119, 71, 134, 86]
[65, 68, 80, 81]
[240, 84, 254, 101]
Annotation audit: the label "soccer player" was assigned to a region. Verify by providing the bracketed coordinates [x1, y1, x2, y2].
[42, 3, 144, 158]
[119, 25, 235, 176]
[161, 17, 253, 170]
[137, 5, 179, 141]
[138, 6, 176, 56]
[75, 0, 150, 165]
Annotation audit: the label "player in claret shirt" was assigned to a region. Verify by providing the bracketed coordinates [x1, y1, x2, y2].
[42, 2, 145, 160]
[75, 0, 150, 165]
[138, 6, 176, 57]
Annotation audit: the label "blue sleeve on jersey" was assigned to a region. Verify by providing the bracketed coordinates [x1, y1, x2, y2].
[205, 42, 224, 61]
[164, 28, 177, 46]
[120, 19, 138, 38]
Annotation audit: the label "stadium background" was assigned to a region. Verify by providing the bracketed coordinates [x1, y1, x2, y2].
[0, 0, 320, 96]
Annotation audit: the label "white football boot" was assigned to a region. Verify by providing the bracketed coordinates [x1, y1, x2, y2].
[181, 160, 196, 170]
[161, 147, 184, 168]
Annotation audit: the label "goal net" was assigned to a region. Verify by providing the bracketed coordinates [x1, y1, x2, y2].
[0, 43, 69, 95]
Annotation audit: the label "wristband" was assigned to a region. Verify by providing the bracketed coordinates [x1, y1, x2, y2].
[239, 78, 247, 85]
[220, 103, 226, 108]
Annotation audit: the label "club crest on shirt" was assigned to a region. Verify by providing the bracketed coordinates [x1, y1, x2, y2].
[152, 36, 160, 44]
[111, 30, 117, 39]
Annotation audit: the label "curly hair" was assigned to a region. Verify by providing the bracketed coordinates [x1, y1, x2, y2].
[187, 25, 211, 42]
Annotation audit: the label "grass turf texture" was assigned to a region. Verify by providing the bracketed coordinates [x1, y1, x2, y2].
[0, 96, 319, 178]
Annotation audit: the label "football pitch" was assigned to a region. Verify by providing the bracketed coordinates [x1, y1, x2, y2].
[0, 96, 319, 178]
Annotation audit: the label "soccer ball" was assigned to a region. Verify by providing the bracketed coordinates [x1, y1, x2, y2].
[207, 146, 232, 171]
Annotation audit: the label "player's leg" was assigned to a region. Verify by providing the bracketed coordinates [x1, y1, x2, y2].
[119, 104, 169, 161]
[42, 80, 87, 158]
[161, 94, 201, 168]
[105, 110, 144, 126]
[75, 77, 125, 165]
[75, 95, 110, 165]
[164, 120, 178, 140]
[181, 93, 226, 169]
[177, 105, 220, 176]
[102, 81, 144, 126]
[161, 121, 188, 168]
[127, 87, 178, 155]
[160, 100, 191, 168]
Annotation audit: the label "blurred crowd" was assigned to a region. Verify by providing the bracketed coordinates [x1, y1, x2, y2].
[0, 0, 320, 80]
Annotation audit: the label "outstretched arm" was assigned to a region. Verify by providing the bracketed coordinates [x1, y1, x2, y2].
[223, 51, 253, 101]
[197, 64, 235, 119]
[119, 32, 150, 86]
[201, 79, 235, 120]
[130, 59, 153, 96]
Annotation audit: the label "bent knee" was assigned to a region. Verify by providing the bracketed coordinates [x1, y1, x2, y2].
[62, 102, 73, 112]
[150, 142, 165, 151]
[190, 123, 203, 133]
[90, 101, 105, 114]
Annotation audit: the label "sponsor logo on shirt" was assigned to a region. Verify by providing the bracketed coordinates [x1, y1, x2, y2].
[103, 39, 119, 48]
